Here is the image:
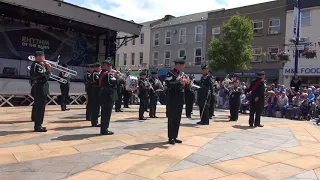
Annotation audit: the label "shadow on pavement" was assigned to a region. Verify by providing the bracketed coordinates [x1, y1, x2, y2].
[232, 125, 256, 130]
[124, 141, 169, 151]
[51, 134, 99, 141]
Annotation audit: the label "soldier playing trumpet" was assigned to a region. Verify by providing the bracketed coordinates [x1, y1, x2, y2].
[149, 69, 162, 118]
[138, 70, 151, 120]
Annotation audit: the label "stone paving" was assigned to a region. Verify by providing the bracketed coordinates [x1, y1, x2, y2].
[1, 105, 320, 179]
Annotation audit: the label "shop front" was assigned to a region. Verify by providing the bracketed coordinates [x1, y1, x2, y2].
[283, 65, 320, 87]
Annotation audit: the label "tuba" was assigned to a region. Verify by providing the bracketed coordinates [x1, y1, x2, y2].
[222, 74, 234, 94]
[124, 69, 138, 91]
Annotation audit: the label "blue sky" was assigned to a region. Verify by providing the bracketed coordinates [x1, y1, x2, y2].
[65, 0, 273, 23]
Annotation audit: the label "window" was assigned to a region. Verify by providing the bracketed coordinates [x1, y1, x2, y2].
[131, 53, 135, 65]
[301, 10, 311, 25]
[268, 19, 280, 34]
[164, 51, 171, 66]
[195, 25, 203, 42]
[153, 51, 159, 65]
[253, 21, 263, 36]
[178, 49, 186, 58]
[268, 46, 279, 61]
[132, 38, 135, 45]
[124, 37, 127, 46]
[252, 47, 262, 62]
[165, 30, 171, 45]
[211, 27, 220, 39]
[194, 47, 202, 65]
[139, 52, 143, 64]
[123, 53, 127, 65]
[116, 39, 120, 46]
[140, 33, 144, 44]
[153, 32, 159, 46]
[179, 28, 186, 44]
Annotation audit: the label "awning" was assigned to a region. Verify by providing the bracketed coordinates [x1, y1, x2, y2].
[0, 0, 142, 36]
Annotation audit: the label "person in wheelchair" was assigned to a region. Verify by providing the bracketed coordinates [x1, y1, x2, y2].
[266, 91, 278, 117]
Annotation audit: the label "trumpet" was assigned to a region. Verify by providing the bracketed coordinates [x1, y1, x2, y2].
[28, 55, 77, 76]
[27, 65, 68, 84]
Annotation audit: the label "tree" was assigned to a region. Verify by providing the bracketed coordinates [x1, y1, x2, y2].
[207, 14, 254, 74]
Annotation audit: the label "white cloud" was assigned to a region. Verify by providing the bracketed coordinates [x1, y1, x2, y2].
[81, 0, 275, 23]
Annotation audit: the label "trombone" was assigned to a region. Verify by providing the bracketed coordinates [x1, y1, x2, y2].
[27, 65, 68, 84]
[28, 55, 77, 76]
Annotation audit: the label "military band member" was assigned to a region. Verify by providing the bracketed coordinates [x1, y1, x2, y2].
[85, 64, 94, 121]
[59, 64, 70, 111]
[99, 58, 118, 135]
[149, 69, 160, 118]
[196, 63, 213, 125]
[229, 74, 238, 118]
[30, 51, 52, 132]
[166, 56, 188, 144]
[185, 74, 195, 118]
[138, 71, 150, 120]
[229, 81, 242, 121]
[249, 71, 265, 127]
[90, 62, 101, 127]
[209, 77, 218, 119]
[115, 74, 125, 112]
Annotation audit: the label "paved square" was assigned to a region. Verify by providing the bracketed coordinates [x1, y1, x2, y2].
[1, 105, 320, 180]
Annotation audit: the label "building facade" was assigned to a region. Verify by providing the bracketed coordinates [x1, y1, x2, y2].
[206, 0, 287, 82]
[283, 0, 320, 87]
[150, 11, 222, 75]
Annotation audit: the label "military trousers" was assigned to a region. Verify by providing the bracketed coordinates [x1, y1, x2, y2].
[85, 87, 92, 121]
[123, 90, 131, 107]
[209, 95, 216, 118]
[199, 104, 210, 125]
[149, 95, 158, 117]
[31, 86, 47, 128]
[90, 87, 101, 126]
[185, 93, 194, 118]
[249, 101, 263, 126]
[115, 91, 123, 111]
[167, 96, 183, 139]
[230, 100, 240, 121]
[139, 97, 147, 118]
[101, 100, 114, 131]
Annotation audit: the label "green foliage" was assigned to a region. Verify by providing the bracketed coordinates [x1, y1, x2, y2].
[207, 14, 254, 73]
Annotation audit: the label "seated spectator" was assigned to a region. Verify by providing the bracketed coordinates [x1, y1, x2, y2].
[266, 91, 278, 117]
[291, 93, 310, 119]
[274, 84, 281, 93]
[277, 91, 289, 118]
[240, 90, 248, 114]
[308, 88, 315, 102]
[292, 92, 301, 107]
[287, 87, 296, 105]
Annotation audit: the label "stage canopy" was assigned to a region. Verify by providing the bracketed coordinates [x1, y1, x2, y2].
[0, 0, 142, 36]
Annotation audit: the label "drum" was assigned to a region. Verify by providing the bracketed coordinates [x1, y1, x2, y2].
[125, 75, 138, 91]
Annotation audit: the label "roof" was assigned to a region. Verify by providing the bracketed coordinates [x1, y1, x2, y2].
[151, 9, 224, 29]
[0, 0, 142, 36]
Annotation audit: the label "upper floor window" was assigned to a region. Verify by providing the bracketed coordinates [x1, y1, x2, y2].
[194, 47, 202, 65]
[116, 39, 120, 46]
[268, 46, 279, 61]
[153, 51, 159, 65]
[179, 28, 187, 44]
[253, 21, 263, 36]
[123, 53, 127, 65]
[164, 51, 171, 66]
[252, 47, 262, 62]
[165, 30, 172, 45]
[116, 54, 120, 66]
[211, 27, 220, 39]
[140, 33, 144, 44]
[139, 52, 143, 64]
[178, 49, 186, 58]
[131, 53, 135, 65]
[268, 19, 280, 34]
[132, 38, 136, 45]
[301, 10, 311, 25]
[195, 25, 203, 42]
[153, 32, 159, 46]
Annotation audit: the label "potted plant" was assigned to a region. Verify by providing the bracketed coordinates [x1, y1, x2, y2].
[303, 50, 317, 59]
[277, 51, 290, 61]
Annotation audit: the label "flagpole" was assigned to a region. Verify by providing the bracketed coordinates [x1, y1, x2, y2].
[294, 0, 301, 76]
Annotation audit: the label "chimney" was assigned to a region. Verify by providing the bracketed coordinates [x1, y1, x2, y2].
[163, 15, 174, 21]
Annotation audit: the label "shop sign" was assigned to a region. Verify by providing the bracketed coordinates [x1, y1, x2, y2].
[283, 67, 320, 75]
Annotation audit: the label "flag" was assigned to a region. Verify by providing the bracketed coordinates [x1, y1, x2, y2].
[293, 7, 300, 38]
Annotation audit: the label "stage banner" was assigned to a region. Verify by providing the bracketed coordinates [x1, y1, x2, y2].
[0, 20, 96, 66]
[292, 7, 301, 39]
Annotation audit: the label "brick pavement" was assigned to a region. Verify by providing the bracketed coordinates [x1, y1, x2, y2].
[0, 105, 320, 179]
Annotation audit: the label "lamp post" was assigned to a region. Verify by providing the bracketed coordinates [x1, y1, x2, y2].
[294, 0, 301, 76]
